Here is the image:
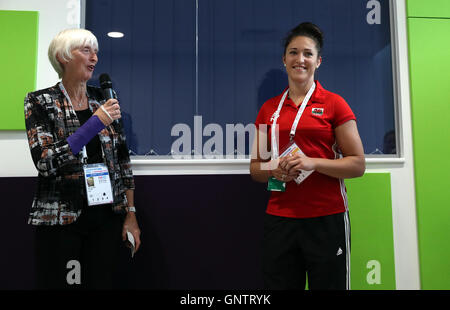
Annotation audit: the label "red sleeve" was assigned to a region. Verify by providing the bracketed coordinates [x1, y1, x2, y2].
[255, 106, 266, 128]
[255, 100, 273, 129]
[332, 95, 356, 128]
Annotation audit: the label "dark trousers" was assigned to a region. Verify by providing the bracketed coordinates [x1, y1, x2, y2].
[262, 212, 351, 290]
[34, 205, 123, 289]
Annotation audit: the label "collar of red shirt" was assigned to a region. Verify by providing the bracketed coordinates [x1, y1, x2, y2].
[283, 80, 326, 108]
[310, 80, 326, 104]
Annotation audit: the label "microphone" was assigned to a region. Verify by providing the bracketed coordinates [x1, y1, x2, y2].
[99, 73, 119, 125]
[99, 73, 115, 100]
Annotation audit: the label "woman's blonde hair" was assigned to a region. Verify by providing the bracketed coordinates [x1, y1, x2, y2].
[48, 28, 98, 78]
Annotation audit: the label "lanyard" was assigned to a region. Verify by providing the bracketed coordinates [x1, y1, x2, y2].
[271, 82, 316, 158]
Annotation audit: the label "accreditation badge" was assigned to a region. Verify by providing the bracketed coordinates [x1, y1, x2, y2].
[267, 176, 286, 192]
[83, 163, 114, 206]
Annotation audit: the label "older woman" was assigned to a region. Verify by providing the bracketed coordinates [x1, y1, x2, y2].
[24, 28, 141, 289]
[250, 22, 365, 290]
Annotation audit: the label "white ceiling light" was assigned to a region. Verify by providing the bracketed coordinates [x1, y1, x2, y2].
[107, 32, 124, 38]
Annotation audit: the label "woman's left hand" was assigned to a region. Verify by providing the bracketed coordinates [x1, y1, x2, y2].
[280, 153, 317, 175]
[122, 212, 141, 253]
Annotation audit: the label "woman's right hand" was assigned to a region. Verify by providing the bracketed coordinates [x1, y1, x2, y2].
[271, 157, 296, 182]
[94, 99, 121, 126]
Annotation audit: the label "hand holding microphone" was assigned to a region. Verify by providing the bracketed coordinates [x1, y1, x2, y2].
[97, 73, 121, 126]
[94, 99, 121, 126]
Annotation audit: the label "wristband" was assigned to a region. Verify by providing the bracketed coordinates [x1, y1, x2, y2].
[127, 206, 136, 213]
[100, 105, 114, 122]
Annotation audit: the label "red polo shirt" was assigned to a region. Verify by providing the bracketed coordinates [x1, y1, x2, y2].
[255, 80, 356, 218]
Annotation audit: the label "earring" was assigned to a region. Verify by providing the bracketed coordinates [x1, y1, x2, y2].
[283, 63, 286, 67]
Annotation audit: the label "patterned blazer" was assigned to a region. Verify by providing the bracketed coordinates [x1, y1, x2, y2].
[24, 82, 135, 226]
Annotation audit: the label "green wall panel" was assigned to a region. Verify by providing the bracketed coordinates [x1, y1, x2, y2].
[408, 18, 450, 290]
[0, 10, 39, 130]
[346, 173, 396, 290]
[406, 0, 450, 19]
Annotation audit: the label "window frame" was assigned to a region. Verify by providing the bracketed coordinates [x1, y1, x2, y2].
[80, 0, 404, 175]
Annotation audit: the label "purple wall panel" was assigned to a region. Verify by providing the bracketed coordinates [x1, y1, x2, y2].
[0, 175, 269, 289]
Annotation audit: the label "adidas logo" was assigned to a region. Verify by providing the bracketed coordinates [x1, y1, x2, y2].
[336, 247, 343, 256]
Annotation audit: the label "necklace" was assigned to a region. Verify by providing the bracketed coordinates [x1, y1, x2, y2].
[77, 96, 85, 108]
[60, 82, 88, 109]
[72, 94, 87, 109]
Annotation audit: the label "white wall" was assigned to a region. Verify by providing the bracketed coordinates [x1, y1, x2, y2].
[0, 0, 420, 290]
[384, 0, 420, 289]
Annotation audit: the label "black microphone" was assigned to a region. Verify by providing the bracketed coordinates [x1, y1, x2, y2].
[99, 73, 115, 100]
[99, 73, 119, 125]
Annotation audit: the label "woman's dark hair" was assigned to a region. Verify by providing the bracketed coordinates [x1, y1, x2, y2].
[282, 22, 324, 56]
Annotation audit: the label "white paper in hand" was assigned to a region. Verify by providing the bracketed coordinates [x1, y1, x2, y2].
[126, 231, 136, 258]
[279, 142, 314, 185]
